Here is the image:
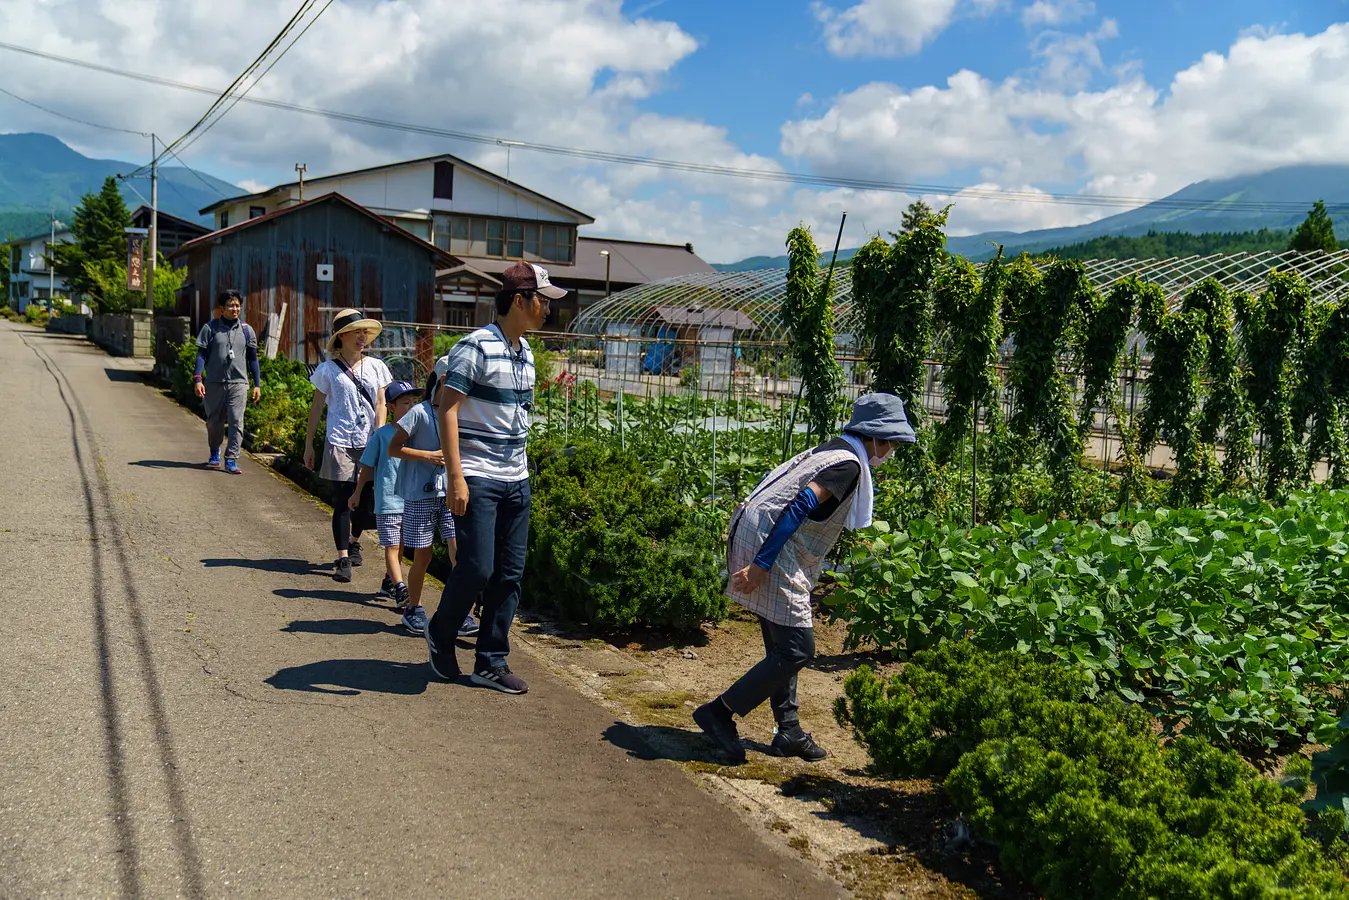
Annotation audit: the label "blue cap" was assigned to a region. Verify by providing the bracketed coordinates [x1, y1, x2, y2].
[844, 393, 916, 443]
[386, 380, 417, 404]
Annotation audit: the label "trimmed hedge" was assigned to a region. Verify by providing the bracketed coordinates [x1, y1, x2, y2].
[836, 642, 1349, 899]
[527, 443, 728, 630]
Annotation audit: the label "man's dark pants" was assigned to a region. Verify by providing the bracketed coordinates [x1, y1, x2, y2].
[429, 476, 531, 672]
[204, 382, 247, 461]
[721, 617, 815, 730]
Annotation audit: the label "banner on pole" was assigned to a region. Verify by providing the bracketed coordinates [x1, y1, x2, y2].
[126, 228, 148, 292]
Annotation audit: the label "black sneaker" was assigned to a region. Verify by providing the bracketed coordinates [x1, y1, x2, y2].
[377, 575, 395, 599]
[470, 665, 528, 695]
[348, 541, 364, 567]
[333, 556, 353, 583]
[425, 622, 460, 681]
[693, 700, 746, 763]
[393, 582, 410, 610]
[771, 729, 828, 762]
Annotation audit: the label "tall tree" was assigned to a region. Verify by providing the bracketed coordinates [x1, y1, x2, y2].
[900, 199, 935, 233]
[1289, 200, 1338, 253]
[50, 176, 132, 307]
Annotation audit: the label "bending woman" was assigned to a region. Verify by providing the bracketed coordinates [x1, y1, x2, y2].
[303, 309, 392, 582]
[695, 393, 915, 764]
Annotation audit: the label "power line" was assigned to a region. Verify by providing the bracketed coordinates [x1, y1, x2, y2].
[173, 0, 335, 161]
[155, 0, 328, 164]
[0, 85, 150, 137]
[157, 142, 229, 197]
[1, 39, 1344, 215]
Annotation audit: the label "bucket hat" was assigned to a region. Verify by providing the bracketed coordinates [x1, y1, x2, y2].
[844, 393, 917, 444]
[328, 308, 383, 352]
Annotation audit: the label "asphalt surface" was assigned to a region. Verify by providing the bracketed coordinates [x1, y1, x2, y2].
[0, 322, 844, 900]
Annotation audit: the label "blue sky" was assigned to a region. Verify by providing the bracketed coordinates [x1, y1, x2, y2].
[3, 0, 1349, 261]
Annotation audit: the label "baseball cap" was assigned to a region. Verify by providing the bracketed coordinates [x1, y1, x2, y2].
[501, 261, 567, 300]
[385, 380, 417, 404]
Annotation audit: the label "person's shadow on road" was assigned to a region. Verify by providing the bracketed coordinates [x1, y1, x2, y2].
[202, 557, 329, 576]
[273, 587, 387, 610]
[282, 618, 405, 636]
[602, 722, 736, 766]
[130, 459, 213, 470]
[265, 659, 430, 695]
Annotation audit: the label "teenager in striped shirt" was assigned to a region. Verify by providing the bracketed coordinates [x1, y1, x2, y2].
[424, 261, 563, 694]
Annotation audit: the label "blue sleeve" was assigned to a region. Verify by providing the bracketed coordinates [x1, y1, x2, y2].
[359, 437, 382, 469]
[752, 487, 819, 572]
[193, 349, 206, 378]
[247, 343, 261, 386]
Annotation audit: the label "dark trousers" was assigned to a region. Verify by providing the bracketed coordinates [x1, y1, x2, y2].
[720, 617, 815, 730]
[329, 479, 370, 552]
[429, 476, 530, 671]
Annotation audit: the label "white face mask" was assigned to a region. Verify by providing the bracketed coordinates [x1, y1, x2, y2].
[867, 442, 893, 468]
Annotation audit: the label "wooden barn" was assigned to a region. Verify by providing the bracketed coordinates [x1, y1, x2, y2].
[170, 192, 458, 364]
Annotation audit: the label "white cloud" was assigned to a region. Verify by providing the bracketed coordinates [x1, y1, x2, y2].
[1032, 17, 1119, 89]
[782, 23, 1349, 242]
[1021, 0, 1093, 28]
[814, 0, 1000, 58]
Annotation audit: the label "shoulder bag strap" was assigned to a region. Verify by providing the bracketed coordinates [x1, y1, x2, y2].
[333, 356, 377, 413]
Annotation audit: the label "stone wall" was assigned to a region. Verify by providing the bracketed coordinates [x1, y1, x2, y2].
[90, 309, 153, 357]
[154, 315, 192, 378]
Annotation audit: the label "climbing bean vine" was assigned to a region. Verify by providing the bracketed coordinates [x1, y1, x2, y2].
[783, 225, 844, 441]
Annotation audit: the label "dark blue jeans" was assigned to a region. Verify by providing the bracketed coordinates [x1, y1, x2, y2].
[429, 476, 531, 671]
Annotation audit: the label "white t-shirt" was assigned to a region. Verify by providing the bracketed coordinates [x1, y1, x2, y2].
[310, 356, 393, 448]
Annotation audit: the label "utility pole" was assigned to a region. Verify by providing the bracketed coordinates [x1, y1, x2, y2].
[147, 134, 158, 311]
[296, 163, 307, 202]
[49, 210, 55, 307]
[599, 249, 611, 299]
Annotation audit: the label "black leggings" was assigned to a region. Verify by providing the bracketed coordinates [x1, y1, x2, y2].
[330, 479, 369, 552]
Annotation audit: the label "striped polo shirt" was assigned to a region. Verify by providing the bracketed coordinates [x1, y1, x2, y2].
[436, 324, 534, 483]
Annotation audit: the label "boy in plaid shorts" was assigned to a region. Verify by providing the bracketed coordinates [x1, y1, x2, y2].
[389, 374, 477, 636]
[350, 380, 420, 609]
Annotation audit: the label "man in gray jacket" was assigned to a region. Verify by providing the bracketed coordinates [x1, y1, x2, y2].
[192, 289, 261, 474]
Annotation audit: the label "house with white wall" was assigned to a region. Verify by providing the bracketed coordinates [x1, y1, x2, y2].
[5, 224, 72, 313]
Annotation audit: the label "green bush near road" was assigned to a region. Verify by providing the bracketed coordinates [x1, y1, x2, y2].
[527, 442, 728, 631]
[836, 642, 1349, 900]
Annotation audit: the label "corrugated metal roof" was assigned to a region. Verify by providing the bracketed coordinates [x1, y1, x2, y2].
[453, 238, 714, 287]
[171, 192, 460, 267]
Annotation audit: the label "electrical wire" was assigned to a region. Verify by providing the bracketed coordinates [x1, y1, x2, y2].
[0, 85, 150, 136]
[157, 142, 230, 197]
[2, 39, 1345, 215]
[154, 0, 326, 165]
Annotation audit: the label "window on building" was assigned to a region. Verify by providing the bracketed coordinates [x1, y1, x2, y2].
[249, 206, 266, 220]
[220, 211, 230, 228]
[9, 245, 20, 274]
[433, 162, 454, 200]
[440, 215, 575, 263]
[17, 281, 28, 298]
[399, 218, 431, 241]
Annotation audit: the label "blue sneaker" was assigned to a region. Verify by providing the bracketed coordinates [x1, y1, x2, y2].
[224, 460, 243, 475]
[402, 605, 429, 635]
[207, 450, 221, 468]
[458, 613, 480, 637]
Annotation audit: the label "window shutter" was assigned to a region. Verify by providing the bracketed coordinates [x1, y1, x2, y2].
[434, 162, 454, 200]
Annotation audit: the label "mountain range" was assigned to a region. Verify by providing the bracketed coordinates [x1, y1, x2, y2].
[714, 164, 1349, 271]
[0, 132, 240, 239]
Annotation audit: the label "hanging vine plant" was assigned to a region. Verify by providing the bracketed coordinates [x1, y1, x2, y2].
[932, 250, 1004, 465]
[1004, 257, 1091, 511]
[851, 206, 950, 422]
[1185, 278, 1256, 491]
[1075, 277, 1139, 440]
[1237, 271, 1313, 498]
[1293, 294, 1349, 486]
[783, 224, 844, 443]
[1137, 280, 1217, 505]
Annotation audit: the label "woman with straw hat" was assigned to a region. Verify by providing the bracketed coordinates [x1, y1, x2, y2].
[304, 309, 393, 582]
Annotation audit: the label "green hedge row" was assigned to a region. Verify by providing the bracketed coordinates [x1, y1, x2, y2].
[527, 443, 728, 630]
[836, 642, 1349, 899]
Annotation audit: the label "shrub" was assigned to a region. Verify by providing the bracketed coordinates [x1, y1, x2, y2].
[837, 642, 1349, 900]
[247, 355, 315, 456]
[25, 304, 49, 325]
[527, 442, 728, 630]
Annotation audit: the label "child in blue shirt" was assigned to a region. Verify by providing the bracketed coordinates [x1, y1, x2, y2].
[350, 381, 420, 610]
[388, 373, 469, 636]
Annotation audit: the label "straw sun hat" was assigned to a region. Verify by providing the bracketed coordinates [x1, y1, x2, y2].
[328, 308, 383, 352]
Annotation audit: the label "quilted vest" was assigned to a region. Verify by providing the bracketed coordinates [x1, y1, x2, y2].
[725, 446, 859, 627]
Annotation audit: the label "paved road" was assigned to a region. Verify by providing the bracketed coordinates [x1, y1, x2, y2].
[0, 322, 843, 900]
